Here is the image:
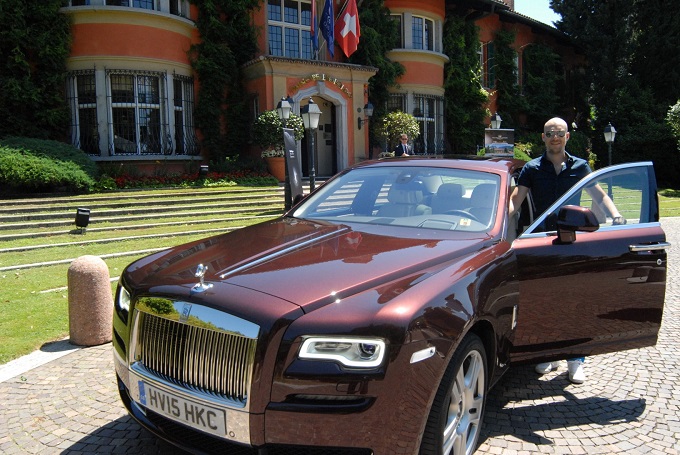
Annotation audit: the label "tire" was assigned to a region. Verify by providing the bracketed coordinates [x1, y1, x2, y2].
[419, 333, 488, 455]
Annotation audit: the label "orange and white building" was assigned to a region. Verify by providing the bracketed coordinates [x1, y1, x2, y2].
[61, 0, 581, 177]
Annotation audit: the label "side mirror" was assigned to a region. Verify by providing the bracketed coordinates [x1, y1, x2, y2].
[555, 205, 599, 244]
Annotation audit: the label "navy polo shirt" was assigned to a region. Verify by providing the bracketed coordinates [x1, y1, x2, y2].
[517, 152, 591, 216]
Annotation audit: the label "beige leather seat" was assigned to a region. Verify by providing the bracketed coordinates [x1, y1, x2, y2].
[467, 183, 497, 225]
[377, 185, 432, 217]
[430, 183, 464, 214]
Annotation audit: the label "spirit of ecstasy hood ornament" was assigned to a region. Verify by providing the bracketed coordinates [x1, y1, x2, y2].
[192, 263, 213, 293]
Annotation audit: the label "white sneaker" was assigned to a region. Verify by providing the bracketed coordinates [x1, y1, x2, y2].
[535, 362, 557, 374]
[567, 359, 585, 384]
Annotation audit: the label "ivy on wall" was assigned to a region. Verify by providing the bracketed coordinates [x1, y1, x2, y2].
[347, 0, 404, 150]
[189, 0, 260, 163]
[0, 0, 71, 140]
[492, 29, 527, 130]
[442, 14, 488, 153]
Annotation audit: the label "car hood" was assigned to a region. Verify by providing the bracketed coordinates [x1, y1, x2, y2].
[123, 218, 491, 312]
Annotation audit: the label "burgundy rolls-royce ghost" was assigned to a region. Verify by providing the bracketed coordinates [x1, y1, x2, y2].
[113, 157, 668, 455]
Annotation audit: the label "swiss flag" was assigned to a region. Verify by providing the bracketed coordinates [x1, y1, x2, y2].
[334, 0, 360, 58]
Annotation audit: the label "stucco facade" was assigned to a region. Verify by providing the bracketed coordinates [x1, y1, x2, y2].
[61, 0, 581, 177]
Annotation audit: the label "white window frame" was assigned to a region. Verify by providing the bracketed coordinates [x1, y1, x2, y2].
[412, 15, 434, 51]
[413, 94, 444, 155]
[107, 70, 168, 156]
[267, 0, 313, 59]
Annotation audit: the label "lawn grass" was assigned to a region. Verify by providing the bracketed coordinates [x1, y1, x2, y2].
[0, 222, 275, 364]
[0, 256, 143, 364]
[659, 188, 680, 218]
[0, 185, 281, 364]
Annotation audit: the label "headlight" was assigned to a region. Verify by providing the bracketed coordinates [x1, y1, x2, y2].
[299, 337, 386, 368]
[115, 283, 131, 322]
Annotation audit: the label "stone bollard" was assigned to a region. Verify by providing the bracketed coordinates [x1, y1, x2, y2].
[68, 255, 114, 346]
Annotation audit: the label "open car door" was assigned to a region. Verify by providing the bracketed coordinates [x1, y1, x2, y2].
[509, 162, 669, 364]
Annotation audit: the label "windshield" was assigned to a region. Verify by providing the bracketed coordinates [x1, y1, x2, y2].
[292, 166, 501, 232]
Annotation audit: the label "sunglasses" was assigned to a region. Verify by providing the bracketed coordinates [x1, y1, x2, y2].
[545, 130, 567, 138]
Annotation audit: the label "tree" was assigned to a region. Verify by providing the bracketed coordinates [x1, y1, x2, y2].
[0, 0, 71, 139]
[442, 14, 488, 153]
[631, 0, 680, 108]
[551, 0, 679, 184]
[521, 44, 564, 132]
[667, 100, 680, 151]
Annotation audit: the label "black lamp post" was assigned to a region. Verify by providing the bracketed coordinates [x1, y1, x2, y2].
[604, 122, 617, 167]
[301, 98, 322, 192]
[276, 96, 293, 209]
[603, 122, 617, 200]
[490, 112, 502, 129]
[357, 102, 374, 129]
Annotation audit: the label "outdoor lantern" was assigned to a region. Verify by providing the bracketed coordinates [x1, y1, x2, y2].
[301, 98, 322, 130]
[276, 96, 292, 123]
[301, 98, 322, 191]
[490, 112, 502, 129]
[604, 122, 617, 167]
[358, 102, 374, 130]
[603, 122, 617, 143]
[75, 208, 90, 233]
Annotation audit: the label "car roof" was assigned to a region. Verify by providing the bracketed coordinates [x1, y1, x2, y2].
[352, 156, 524, 176]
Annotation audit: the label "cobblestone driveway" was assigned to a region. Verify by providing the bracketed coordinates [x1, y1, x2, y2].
[1, 219, 678, 454]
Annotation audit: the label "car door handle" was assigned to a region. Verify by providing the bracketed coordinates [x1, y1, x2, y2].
[629, 242, 671, 252]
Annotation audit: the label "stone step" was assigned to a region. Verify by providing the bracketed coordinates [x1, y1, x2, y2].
[0, 186, 283, 207]
[0, 185, 289, 230]
[0, 198, 284, 224]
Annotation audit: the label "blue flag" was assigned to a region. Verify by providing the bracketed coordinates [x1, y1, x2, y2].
[311, 0, 319, 53]
[320, 0, 334, 57]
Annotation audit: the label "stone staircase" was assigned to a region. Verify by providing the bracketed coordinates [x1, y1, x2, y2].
[0, 185, 290, 271]
[0, 186, 287, 240]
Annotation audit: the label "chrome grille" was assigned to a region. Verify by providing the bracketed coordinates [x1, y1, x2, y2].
[132, 301, 259, 406]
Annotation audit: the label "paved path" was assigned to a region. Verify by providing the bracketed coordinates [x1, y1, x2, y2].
[1, 219, 679, 454]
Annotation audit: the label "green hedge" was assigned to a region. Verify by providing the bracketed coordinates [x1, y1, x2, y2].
[0, 137, 98, 194]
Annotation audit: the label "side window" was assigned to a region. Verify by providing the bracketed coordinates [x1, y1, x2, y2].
[527, 165, 654, 234]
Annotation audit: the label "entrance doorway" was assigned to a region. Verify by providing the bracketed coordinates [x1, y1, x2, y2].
[301, 96, 336, 178]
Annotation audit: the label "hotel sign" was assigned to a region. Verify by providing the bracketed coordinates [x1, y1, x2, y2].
[291, 73, 352, 98]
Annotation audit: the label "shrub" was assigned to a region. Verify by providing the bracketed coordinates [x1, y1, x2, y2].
[252, 110, 305, 155]
[374, 111, 420, 151]
[0, 137, 98, 194]
[513, 144, 533, 162]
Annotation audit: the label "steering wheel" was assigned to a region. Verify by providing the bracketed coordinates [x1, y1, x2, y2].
[444, 209, 480, 223]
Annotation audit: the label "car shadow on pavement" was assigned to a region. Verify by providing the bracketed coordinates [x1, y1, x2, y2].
[60, 416, 188, 454]
[478, 364, 645, 446]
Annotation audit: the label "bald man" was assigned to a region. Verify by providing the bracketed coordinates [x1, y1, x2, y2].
[508, 117, 624, 384]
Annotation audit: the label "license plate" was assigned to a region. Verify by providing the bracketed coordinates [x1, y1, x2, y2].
[137, 381, 227, 438]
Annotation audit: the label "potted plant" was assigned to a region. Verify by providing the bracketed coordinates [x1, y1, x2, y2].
[253, 110, 305, 181]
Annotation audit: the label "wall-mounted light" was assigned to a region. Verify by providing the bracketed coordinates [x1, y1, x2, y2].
[358, 102, 374, 130]
[75, 208, 90, 234]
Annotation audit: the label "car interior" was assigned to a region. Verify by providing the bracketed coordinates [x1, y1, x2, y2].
[295, 167, 501, 232]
